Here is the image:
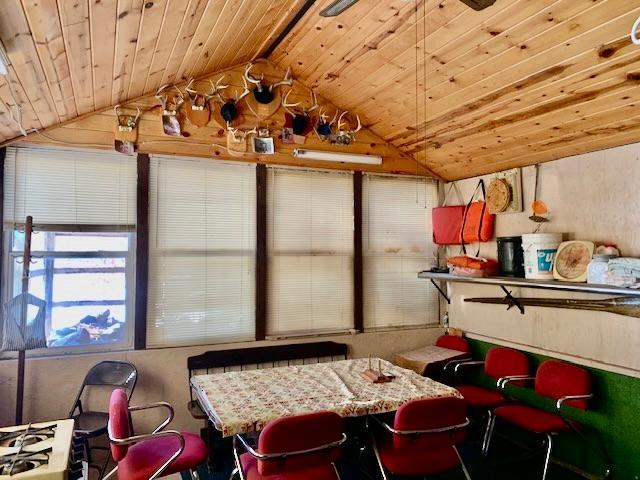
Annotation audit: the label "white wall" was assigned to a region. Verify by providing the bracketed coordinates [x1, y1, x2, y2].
[0, 327, 443, 430]
[446, 142, 640, 377]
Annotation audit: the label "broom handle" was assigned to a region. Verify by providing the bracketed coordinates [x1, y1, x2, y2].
[15, 216, 33, 425]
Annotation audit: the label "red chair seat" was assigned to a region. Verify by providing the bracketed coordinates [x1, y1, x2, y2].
[457, 385, 505, 408]
[376, 433, 460, 476]
[495, 405, 568, 434]
[117, 432, 208, 480]
[240, 453, 339, 480]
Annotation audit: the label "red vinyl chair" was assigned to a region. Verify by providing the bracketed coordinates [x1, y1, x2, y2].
[105, 389, 208, 480]
[436, 334, 471, 354]
[232, 411, 347, 480]
[453, 347, 530, 455]
[370, 397, 472, 480]
[485, 360, 599, 480]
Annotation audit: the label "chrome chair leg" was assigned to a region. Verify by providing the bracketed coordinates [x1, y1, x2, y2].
[370, 432, 388, 480]
[541, 434, 553, 480]
[482, 412, 497, 457]
[102, 465, 118, 480]
[453, 445, 473, 480]
[228, 467, 239, 480]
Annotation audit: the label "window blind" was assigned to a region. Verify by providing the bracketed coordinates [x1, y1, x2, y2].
[3, 146, 136, 229]
[147, 156, 256, 348]
[268, 168, 353, 336]
[363, 174, 439, 329]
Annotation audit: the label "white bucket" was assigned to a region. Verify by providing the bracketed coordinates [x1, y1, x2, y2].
[521, 233, 563, 279]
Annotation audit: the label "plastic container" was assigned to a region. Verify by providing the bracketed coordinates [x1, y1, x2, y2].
[521, 233, 563, 279]
[497, 236, 525, 277]
[587, 254, 615, 285]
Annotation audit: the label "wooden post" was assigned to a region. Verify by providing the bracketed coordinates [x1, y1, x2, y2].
[15, 215, 33, 425]
[134, 154, 150, 350]
[255, 164, 267, 341]
[353, 172, 363, 333]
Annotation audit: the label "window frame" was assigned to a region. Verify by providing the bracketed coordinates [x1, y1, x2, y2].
[1, 227, 136, 357]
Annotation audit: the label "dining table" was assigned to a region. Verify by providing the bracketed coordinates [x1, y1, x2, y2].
[190, 357, 462, 437]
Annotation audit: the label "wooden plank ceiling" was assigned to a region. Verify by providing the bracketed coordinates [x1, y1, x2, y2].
[2, 0, 640, 180]
[272, 0, 640, 180]
[0, 0, 304, 139]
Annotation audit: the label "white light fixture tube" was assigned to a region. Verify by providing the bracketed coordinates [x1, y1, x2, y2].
[0, 42, 9, 76]
[293, 149, 382, 165]
[632, 15, 640, 46]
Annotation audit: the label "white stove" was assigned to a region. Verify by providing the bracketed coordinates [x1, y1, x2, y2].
[0, 420, 76, 479]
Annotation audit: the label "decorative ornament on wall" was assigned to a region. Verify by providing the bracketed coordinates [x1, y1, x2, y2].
[184, 78, 214, 128]
[553, 241, 595, 283]
[244, 62, 293, 120]
[282, 88, 319, 144]
[314, 108, 338, 142]
[209, 75, 251, 128]
[113, 104, 140, 155]
[226, 126, 257, 157]
[486, 168, 523, 214]
[155, 84, 185, 136]
[330, 111, 361, 145]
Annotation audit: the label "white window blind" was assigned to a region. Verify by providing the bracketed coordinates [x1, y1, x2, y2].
[268, 168, 353, 336]
[147, 156, 256, 348]
[3, 146, 136, 228]
[363, 174, 439, 329]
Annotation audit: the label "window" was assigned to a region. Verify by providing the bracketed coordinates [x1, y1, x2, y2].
[147, 156, 256, 348]
[363, 174, 439, 329]
[268, 168, 353, 336]
[2, 146, 136, 349]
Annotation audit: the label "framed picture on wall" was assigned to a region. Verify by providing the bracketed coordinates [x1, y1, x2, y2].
[253, 137, 275, 155]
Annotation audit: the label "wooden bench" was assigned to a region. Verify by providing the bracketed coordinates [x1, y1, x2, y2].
[187, 341, 349, 420]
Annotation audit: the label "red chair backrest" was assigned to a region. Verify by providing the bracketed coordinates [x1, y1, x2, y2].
[108, 388, 132, 461]
[535, 360, 591, 410]
[484, 347, 530, 381]
[257, 411, 344, 475]
[393, 397, 467, 450]
[435, 335, 471, 353]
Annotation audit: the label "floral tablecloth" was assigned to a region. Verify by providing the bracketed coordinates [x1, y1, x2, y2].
[190, 358, 462, 437]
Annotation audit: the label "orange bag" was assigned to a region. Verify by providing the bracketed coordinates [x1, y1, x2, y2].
[447, 255, 499, 277]
[461, 179, 495, 246]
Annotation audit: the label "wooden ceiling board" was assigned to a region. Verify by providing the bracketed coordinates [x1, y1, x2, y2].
[3, 0, 640, 180]
[0, 0, 307, 145]
[10, 63, 435, 177]
[273, 0, 640, 180]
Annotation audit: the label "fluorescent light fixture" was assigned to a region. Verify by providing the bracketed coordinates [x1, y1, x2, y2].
[319, 0, 359, 17]
[293, 149, 382, 165]
[0, 42, 9, 76]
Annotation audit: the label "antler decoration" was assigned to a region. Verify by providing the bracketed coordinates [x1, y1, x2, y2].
[227, 125, 258, 143]
[211, 75, 251, 124]
[245, 62, 293, 105]
[113, 104, 141, 155]
[114, 104, 141, 132]
[331, 111, 361, 145]
[155, 84, 185, 136]
[282, 88, 319, 136]
[315, 108, 338, 140]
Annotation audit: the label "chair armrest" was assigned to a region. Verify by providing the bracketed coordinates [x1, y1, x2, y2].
[129, 402, 175, 433]
[443, 356, 473, 373]
[556, 394, 593, 411]
[453, 360, 485, 374]
[108, 429, 185, 480]
[233, 432, 347, 460]
[497, 375, 535, 390]
[369, 414, 470, 436]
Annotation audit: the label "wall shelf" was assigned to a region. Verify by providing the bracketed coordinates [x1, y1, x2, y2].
[417, 272, 640, 311]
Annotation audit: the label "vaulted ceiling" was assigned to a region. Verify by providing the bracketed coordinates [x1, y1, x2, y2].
[2, 0, 640, 180]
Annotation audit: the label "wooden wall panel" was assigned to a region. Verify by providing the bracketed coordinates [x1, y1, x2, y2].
[8, 64, 433, 178]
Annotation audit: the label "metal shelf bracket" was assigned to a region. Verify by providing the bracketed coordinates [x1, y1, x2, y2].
[431, 279, 451, 304]
[500, 285, 524, 314]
